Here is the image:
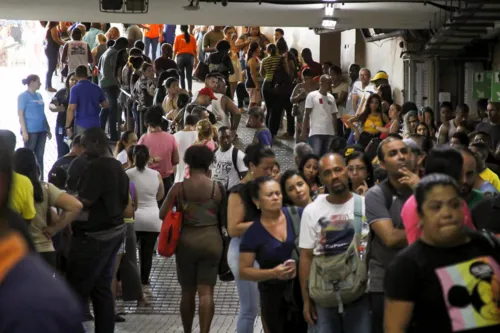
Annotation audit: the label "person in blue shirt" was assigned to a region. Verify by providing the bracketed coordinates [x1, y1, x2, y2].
[65, 65, 109, 138]
[248, 106, 272, 148]
[163, 24, 177, 46]
[17, 74, 52, 179]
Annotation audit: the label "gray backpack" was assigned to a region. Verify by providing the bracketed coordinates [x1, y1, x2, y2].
[308, 194, 367, 312]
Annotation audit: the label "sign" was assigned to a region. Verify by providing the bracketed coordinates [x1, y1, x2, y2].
[491, 71, 500, 103]
[473, 71, 492, 100]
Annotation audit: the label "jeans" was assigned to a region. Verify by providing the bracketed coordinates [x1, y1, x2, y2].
[100, 86, 120, 141]
[313, 295, 371, 333]
[45, 46, 59, 89]
[25, 131, 47, 179]
[308, 135, 334, 156]
[66, 232, 124, 333]
[227, 237, 259, 333]
[55, 124, 70, 158]
[135, 231, 159, 285]
[177, 53, 194, 92]
[144, 37, 159, 61]
[369, 292, 384, 333]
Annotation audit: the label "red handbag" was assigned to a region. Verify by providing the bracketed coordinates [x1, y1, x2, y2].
[158, 187, 184, 257]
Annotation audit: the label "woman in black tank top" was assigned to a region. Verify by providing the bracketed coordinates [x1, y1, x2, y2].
[44, 22, 64, 92]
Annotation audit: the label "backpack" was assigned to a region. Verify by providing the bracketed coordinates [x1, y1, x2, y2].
[308, 194, 366, 312]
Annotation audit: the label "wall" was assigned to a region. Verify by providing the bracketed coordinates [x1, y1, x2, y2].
[320, 32, 341, 65]
[260, 27, 320, 61]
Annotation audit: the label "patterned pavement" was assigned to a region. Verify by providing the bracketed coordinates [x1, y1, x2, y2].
[1, 64, 297, 332]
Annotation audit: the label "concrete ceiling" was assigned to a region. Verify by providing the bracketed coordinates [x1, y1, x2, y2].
[0, 0, 444, 29]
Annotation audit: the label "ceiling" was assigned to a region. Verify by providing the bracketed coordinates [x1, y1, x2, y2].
[0, 0, 445, 29]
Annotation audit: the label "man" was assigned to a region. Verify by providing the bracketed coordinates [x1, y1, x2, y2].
[173, 115, 198, 183]
[195, 25, 208, 64]
[345, 63, 361, 116]
[365, 137, 413, 333]
[438, 103, 469, 145]
[299, 153, 370, 332]
[98, 37, 128, 141]
[274, 28, 284, 43]
[212, 127, 248, 190]
[65, 127, 133, 333]
[203, 26, 224, 55]
[299, 48, 322, 78]
[48, 134, 84, 180]
[211, 76, 241, 135]
[83, 22, 103, 50]
[469, 142, 500, 192]
[468, 143, 498, 196]
[61, 28, 93, 75]
[477, 101, 500, 159]
[0, 144, 83, 333]
[353, 68, 376, 116]
[294, 142, 313, 167]
[457, 147, 484, 209]
[154, 43, 178, 77]
[163, 24, 176, 46]
[474, 98, 489, 127]
[141, 24, 164, 61]
[302, 75, 338, 156]
[182, 87, 218, 125]
[66, 65, 109, 138]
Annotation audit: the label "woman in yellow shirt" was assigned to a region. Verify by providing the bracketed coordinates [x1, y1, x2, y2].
[347, 94, 389, 147]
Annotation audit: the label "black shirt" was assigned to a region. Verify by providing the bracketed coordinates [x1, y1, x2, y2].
[229, 183, 260, 223]
[207, 51, 234, 80]
[472, 196, 500, 234]
[51, 88, 69, 127]
[77, 157, 129, 233]
[385, 238, 500, 333]
[154, 57, 178, 76]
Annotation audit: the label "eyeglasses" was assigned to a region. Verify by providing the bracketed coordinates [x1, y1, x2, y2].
[347, 166, 366, 172]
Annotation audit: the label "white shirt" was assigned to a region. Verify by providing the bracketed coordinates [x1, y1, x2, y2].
[173, 130, 198, 183]
[211, 93, 231, 128]
[116, 150, 128, 164]
[126, 167, 162, 232]
[352, 81, 376, 115]
[66, 40, 90, 73]
[305, 90, 338, 136]
[212, 146, 247, 190]
[299, 194, 365, 256]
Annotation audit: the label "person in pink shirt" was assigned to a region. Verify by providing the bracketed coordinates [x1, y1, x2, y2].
[401, 147, 475, 244]
[138, 106, 179, 202]
[184, 119, 217, 179]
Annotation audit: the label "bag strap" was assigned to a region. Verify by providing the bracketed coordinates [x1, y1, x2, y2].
[231, 147, 242, 180]
[211, 181, 216, 199]
[352, 193, 363, 235]
[285, 206, 301, 261]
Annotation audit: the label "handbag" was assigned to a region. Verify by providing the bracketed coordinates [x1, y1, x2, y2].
[193, 61, 209, 82]
[158, 185, 184, 257]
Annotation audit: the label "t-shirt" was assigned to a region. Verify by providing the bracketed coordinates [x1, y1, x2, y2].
[261, 55, 281, 81]
[143, 24, 164, 39]
[304, 90, 338, 136]
[18, 91, 48, 133]
[173, 130, 197, 183]
[240, 207, 302, 291]
[385, 238, 500, 333]
[365, 180, 413, 292]
[31, 182, 63, 253]
[98, 47, 119, 88]
[352, 81, 376, 115]
[203, 30, 224, 51]
[154, 57, 178, 75]
[116, 150, 128, 164]
[253, 127, 272, 148]
[51, 88, 69, 127]
[69, 80, 106, 129]
[76, 157, 129, 233]
[471, 196, 500, 234]
[476, 122, 500, 151]
[480, 168, 500, 192]
[402, 195, 476, 245]
[468, 189, 484, 209]
[138, 131, 178, 179]
[49, 155, 77, 179]
[331, 81, 349, 116]
[479, 181, 498, 196]
[83, 27, 103, 50]
[212, 146, 248, 190]
[9, 172, 36, 220]
[299, 62, 322, 78]
[299, 194, 365, 256]
[174, 34, 197, 56]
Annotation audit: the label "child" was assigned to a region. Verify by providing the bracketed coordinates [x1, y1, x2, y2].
[247, 107, 272, 148]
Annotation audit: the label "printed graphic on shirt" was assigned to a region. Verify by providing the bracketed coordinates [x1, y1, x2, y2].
[69, 44, 87, 56]
[435, 256, 500, 331]
[212, 160, 232, 189]
[316, 214, 355, 256]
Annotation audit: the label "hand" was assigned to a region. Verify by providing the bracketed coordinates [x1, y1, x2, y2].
[272, 264, 295, 280]
[303, 298, 317, 326]
[66, 127, 73, 139]
[370, 122, 377, 129]
[42, 225, 58, 239]
[398, 167, 420, 189]
[356, 181, 369, 196]
[47, 131, 52, 140]
[22, 131, 29, 143]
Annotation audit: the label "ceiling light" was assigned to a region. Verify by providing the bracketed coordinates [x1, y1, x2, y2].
[322, 18, 337, 29]
[324, 3, 335, 17]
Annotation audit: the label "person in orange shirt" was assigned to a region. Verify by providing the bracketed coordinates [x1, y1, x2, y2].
[141, 24, 164, 61]
[173, 25, 197, 95]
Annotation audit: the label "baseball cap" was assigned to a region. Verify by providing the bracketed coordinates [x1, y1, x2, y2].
[370, 71, 389, 82]
[198, 87, 218, 100]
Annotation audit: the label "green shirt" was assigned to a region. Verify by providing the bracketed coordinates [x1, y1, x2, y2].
[466, 189, 483, 210]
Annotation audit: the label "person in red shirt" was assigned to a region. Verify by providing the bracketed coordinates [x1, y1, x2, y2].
[299, 48, 322, 80]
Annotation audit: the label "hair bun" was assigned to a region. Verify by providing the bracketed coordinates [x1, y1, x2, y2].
[21, 79, 28, 85]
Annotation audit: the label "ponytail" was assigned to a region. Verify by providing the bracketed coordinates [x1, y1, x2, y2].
[181, 25, 190, 43]
[115, 130, 134, 157]
[133, 145, 150, 172]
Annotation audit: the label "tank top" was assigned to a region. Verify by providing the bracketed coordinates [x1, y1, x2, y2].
[363, 114, 384, 134]
[126, 167, 161, 232]
[380, 121, 393, 140]
[245, 58, 262, 89]
[45, 27, 59, 49]
[67, 41, 89, 73]
[95, 44, 107, 65]
[182, 181, 219, 227]
[211, 93, 230, 128]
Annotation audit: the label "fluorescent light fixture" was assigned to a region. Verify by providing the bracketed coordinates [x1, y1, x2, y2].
[324, 3, 335, 16]
[322, 18, 337, 29]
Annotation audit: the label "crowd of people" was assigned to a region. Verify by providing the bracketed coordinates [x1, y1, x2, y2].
[4, 22, 500, 333]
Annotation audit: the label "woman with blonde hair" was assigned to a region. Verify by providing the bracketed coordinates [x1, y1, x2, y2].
[195, 119, 217, 151]
[106, 27, 120, 41]
[92, 33, 107, 67]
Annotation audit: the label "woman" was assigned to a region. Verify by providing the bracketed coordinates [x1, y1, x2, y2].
[422, 107, 438, 137]
[18, 74, 52, 179]
[377, 84, 393, 113]
[115, 130, 138, 166]
[290, 68, 316, 143]
[330, 65, 349, 121]
[271, 161, 281, 182]
[348, 93, 388, 147]
[298, 154, 323, 200]
[44, 22, 65, 92]
[126, 145, 164, 297]
[208, 40, 235, 97]
[92, 33, 107, 67]
[228, 143, 276, 333]
[49, 72, 77, 158]
[162, 77, 181, 121]
[385, 173, 500, 333]
[174, 25, 197, 95]
[195, 119, 217, 151]
[280, 170, 312, 208]
[377, 103, 402, 140]
[134, 62, 156, 116]
[403, 110, 419, 138]
[13, 148, 82, 268]
[346, 151, 374, 196]
[239, 176, 307, 333]
[138, 106, 179, 202]
[416, 123, 431, 137]
[245, 42, 263, 108]
[155, 68, 182, 106]
[224, 26, 243, 100]
[159, 145, 226, 333]
[105, 26, 120, 41]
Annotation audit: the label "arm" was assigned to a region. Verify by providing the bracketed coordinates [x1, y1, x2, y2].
[156, 173, 165, 201]
[260, 59, 266, 79]
[159, 183, 180, 220]
[92, 46, 98, 66]
[171, 144, 180, 166]
[51, 27, 65, 46]
[332, 112, 338, 135]
[65, 104, 76, 128]
[248, 59, 260, 89]
[291, 85, 306, 104]
[384, 300, 413, 333]
[437, 123, 449, 145]
[17, 109, 28, 141]
[44, 192, 83, 237]
[61, 43, 68, 64]
[347, 116, 362, 141]
[371, 219, 407, 248]
[239, 252, 277, 281]
[235, 36, 248, 50]
[227, 192, 253, 237]
[124, 194, 134, 219]
[301, 108, 312, 139]
[87, 45, 93, 64]
[49, 101, 65, 112]
[222, 96, 241, 132]
[100, 100, 109, 109]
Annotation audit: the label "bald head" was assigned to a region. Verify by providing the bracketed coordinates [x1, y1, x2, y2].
[161, 43, 173, 58]
[319, 74, 332, 94]
[319, 153, 349, 195]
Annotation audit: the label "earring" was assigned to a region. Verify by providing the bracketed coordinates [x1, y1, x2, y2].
[256, 204, 260, 210]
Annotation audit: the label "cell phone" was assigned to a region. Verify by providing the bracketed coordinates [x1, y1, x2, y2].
[284, 259, 295, 267]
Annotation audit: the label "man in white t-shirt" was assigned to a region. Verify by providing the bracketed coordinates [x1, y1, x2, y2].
[173, 114, 198, 183]
[212, 126, 248, 190]
[302, 75, 339, 156]
[352, 68, 376, 116]
[298, 153, 370, 332]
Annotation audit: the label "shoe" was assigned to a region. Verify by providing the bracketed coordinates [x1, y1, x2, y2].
[45, 87, 57, 93]
[277, 133, 293, 140]
[114, 314, 126, 323]
[142, 285, 153, 296]
[137, 297, 151, 307]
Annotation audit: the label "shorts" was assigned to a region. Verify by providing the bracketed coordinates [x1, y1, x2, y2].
[175, 225, 223, 291]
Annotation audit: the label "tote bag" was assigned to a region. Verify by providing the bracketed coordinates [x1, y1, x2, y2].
[158, 188, 183, 257]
